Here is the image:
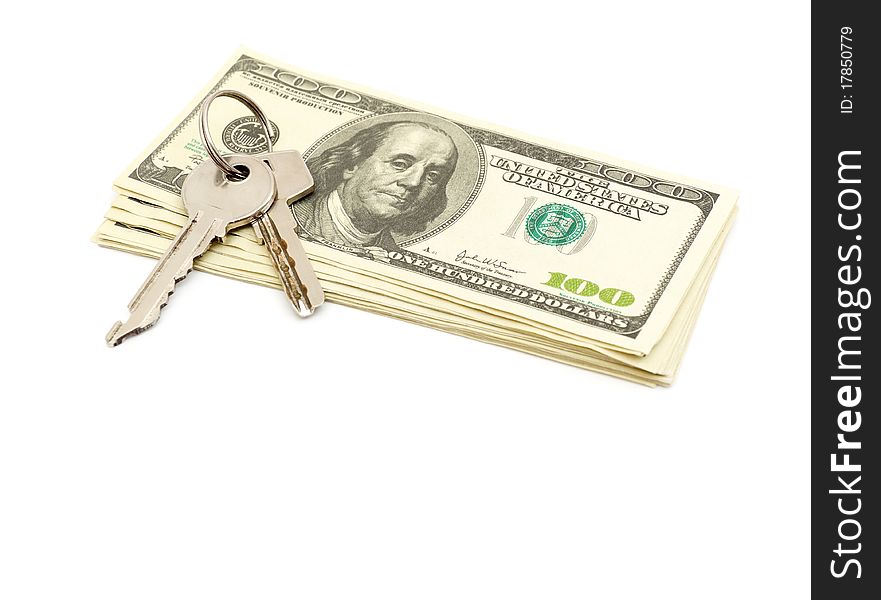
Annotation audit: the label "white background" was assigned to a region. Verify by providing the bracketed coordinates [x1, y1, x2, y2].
[0, 1, 810, 598]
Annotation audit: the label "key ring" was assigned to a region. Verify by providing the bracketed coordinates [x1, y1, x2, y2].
[198, 90, 274, 180]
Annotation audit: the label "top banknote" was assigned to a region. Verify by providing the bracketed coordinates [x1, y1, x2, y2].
[116, 48, 738, 356]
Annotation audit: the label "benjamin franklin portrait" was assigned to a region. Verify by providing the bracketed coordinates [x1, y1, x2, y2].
[295, 113, 481, 252]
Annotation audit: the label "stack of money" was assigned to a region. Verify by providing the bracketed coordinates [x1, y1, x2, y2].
[93, 49, 738, 385]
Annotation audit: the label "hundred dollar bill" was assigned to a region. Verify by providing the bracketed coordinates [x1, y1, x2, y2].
[107, 48, 737, 359]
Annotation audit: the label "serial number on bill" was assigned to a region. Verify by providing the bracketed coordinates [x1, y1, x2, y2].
[840, 26, 854, 114]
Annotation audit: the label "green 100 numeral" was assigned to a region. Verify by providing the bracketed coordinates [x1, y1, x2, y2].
[543, 272, 635, 307]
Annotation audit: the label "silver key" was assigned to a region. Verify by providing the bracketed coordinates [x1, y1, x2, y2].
[106, 154, 276, 346]
[243, 150, 325, 316]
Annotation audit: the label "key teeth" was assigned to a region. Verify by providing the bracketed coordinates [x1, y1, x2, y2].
[106, 318, 151, 347]
[108, 259, 194, 347]
[106, 316, 161, 347]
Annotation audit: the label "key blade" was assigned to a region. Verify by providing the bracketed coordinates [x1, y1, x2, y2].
[255, 204, 325, 316]
[244, 149, 324, 316]
[106, 214, 224, 346]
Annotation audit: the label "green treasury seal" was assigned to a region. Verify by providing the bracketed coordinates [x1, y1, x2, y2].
[525, 203, 587, 246]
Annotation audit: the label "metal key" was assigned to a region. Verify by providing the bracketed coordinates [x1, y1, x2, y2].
[242, 150, 325, 316]
[106, 154, 276, 346]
